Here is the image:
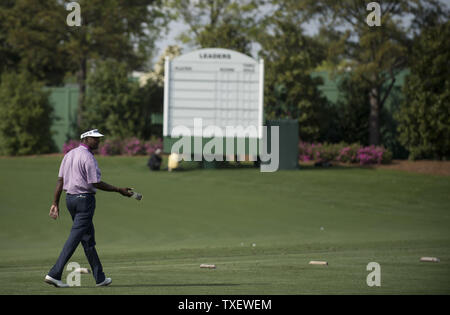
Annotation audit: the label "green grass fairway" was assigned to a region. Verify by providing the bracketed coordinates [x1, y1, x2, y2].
[0, 156, 449, 294]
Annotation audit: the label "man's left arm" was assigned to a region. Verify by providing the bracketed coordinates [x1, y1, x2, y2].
[85, 155, 133, 197]
[93, 181, 133, 197]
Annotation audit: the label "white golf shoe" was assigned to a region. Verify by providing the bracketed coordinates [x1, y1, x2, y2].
[96, 277, 112, 287]
[44, 275, 70, 288]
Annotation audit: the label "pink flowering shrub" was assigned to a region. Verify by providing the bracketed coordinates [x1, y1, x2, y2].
[122, 137, 146, 156]
[121, 137, 163, 156]
[299, 142, 322, 161]
[144, 137, 163, 155]
[357, 146, 382, 165]
[336, 144, 360, 163]
[63, 137, 163, 156]
[299, 142, 342, 162]
[356, 146, 393, 165]
[299, 142, 392, 165]
[99, 139, 122, 156]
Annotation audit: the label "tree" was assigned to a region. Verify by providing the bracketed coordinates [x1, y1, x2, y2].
[138, 79, 164, 138]
[81, 60, 145, 139]
[168, 0, 262, 55]
[136, 45, 183, 138]
[257, 3, 329, 141]
[0, 0, 71, 85]
[335, 75, 371, 145]
[195, 19, 252, 54]
[139, 45, 183, 87]
[397, 21, 450, 160]
[0, 0, 168, 132]
[0, 71, 55, 155]
[62, 0, 167, 129]
[306, 0, 415, 145]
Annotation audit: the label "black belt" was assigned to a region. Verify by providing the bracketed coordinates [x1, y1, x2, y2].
[67, 193, 95, 197]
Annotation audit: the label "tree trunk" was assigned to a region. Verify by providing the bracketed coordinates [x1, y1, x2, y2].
[369, 86, 380, 145]
[77, 57, 87, 132]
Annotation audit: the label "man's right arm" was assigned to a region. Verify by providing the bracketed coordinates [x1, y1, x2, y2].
[49, 177, 63, 220]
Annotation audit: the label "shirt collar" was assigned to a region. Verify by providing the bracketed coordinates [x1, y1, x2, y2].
[79, 143, 94, 155]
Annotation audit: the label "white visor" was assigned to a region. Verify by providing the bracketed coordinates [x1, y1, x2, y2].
[80, 129, 104, 139]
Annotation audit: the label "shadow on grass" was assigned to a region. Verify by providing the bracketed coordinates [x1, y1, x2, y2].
[181, 162, 378, 172]
[100, 283, 242, 288]
[157, 157, 380, 173]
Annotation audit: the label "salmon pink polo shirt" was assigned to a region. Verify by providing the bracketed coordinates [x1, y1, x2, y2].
[58, 144, 102, 194]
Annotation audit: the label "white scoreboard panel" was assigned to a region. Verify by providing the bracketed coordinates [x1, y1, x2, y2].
[163, 48, 264, 139]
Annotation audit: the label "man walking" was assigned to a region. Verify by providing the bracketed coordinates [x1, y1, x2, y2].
[45, 129, 133, 288]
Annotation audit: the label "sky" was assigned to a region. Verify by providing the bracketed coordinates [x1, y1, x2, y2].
[153, 19, 321, 64]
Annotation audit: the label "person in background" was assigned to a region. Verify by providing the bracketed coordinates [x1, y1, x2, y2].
[147, 148, 163, 171]
[168, 152, 180, 172]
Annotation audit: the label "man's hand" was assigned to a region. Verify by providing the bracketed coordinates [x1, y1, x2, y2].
[118, 187, 133, 197]
[50, 177, 63, 220]
[49, 204, 59, 220]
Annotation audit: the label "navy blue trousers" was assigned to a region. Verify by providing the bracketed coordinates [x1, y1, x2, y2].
[48, 194, 105, 284]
